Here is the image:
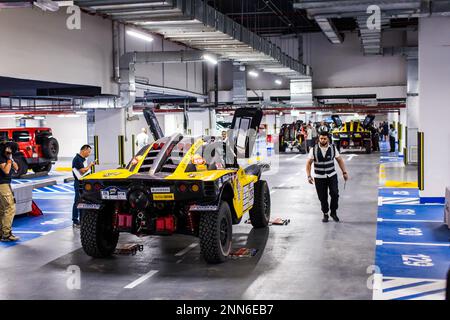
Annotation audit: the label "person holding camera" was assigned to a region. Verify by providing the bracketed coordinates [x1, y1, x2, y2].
[0, 145, 20, 241]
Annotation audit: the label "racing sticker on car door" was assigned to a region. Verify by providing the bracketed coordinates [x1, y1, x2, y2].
[243, 182, 254, 212]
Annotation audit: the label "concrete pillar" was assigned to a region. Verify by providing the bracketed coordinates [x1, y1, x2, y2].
[398, 108, 407, 156]
[418, 17, 450, 199]
[94, 109, 126, 170]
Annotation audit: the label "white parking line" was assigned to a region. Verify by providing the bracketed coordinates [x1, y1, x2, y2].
[278, 183, 286, 188]
[175, 243, 198, 257]
[287, 154, 301, 161]
[270, 190, 276, 194]
[376, 240, 450, 247]
[377, 218, 442, 223]
[124, 270, 158, 289]
[14, 230, 55, 235]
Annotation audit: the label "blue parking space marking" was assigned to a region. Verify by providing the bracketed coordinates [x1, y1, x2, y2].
[373, 276, 447, 300]
[377, 221, 450, 244]
[0, 198, 72, 249]
[33, 183, 74, 194]
[379, 197, 420, 205]
[378, 204, 445, 221]
[379, 188, 420, 198]
[375, 243, 450, 279]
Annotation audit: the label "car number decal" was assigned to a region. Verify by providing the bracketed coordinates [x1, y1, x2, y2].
[153, 193, 175, 201]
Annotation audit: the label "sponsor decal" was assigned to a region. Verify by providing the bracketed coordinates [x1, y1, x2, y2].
[189, 205, 219, 212]
[103, 172, 122, 177]
[151, 187, 171, 193]
[77, 203, 102, 210]
[100, 187, 127, 200]
[153, 193, 175, 201]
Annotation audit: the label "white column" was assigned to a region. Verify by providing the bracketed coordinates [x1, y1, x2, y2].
[418, 17, 450, 199]
[94, 109, 126, 170]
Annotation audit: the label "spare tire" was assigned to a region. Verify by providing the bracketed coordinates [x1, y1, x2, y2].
[42, 137, 59, 159]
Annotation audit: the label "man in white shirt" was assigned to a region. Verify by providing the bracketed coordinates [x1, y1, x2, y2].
[306, 131, 349, 222]
[136, 128, 149, 151]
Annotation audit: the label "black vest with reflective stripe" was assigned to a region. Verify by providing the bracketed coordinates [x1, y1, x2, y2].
[313, 144, 337, 178]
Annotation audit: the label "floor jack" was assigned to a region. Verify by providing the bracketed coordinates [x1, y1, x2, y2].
[114, 244, 144, 256]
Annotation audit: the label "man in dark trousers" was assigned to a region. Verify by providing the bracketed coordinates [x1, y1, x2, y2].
[0, 144, 20, 241]
[306, 131, 349, 222]
[72, 145, 96, 228]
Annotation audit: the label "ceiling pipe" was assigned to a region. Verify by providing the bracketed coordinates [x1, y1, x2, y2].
[119, 50, 207, 112]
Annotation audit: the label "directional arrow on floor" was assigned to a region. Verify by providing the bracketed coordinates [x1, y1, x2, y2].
[347, 154, 358, 161]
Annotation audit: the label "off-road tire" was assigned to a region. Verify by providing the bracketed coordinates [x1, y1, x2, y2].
[199, 201, 232, 264]
[364, 140, 372, 154]
[42, 137, 59, 159]
[81, 210, 119, 258]
[249, 180, 271, 228]
[279, 137, 286, 153]
[32, 163, 52, 173]
[12, 153, 28, 178]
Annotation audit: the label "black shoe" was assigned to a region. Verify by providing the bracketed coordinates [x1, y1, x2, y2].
[322, 214, 329, 223]
[72, 223, 80, 229]
[330, 213, 340, 222]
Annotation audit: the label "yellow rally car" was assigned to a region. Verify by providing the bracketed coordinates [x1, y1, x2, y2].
[331, 115, 375, 154]
[77, 108, 271, 263]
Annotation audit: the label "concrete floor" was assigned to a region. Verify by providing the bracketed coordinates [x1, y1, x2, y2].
[0, 151, 380, 300]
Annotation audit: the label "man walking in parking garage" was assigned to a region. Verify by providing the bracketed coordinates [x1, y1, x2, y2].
[306, 131, 349, 222]
[72, 145, 96, 228]
[136, 128, 149, 151]
[0, 144, 20, 241]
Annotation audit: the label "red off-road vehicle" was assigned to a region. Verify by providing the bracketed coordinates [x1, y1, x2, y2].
[0, 127, 59, 177]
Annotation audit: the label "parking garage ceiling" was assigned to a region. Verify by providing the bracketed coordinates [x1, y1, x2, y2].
[75, 0, 311, 80]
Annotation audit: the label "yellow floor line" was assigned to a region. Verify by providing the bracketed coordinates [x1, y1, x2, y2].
[384, 180, 418, 188]
[55, 167, 72, 172]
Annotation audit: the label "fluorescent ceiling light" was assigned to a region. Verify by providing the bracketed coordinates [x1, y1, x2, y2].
[127, 29, 154, 42]
[275, 79, 282, 85]
[248, 71, 259, 78]
[0, 114, 24, 118]
[203, 54, 218, 65]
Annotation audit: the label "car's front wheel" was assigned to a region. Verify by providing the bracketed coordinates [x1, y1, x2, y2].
[199, 201, 232, 264]
[81, 209, 119, 258]
[249, 180, 271, 228]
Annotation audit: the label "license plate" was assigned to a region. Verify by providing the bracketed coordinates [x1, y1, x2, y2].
[153, 193, 175, 201]
[77, 203, 102, 210]
[354, 134, 361, 138]
[340, 134, 348, 138]
[101, 187, 127, 200]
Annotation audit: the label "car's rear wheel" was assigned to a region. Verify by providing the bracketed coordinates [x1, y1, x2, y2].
[279, 137, 286, 153]
[199, 201, 232, 264]
[249, 180, 271, 228]
[42, 137, 59, 159]
[364, 140, 372, 154]
[81, 209, 119, 258]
